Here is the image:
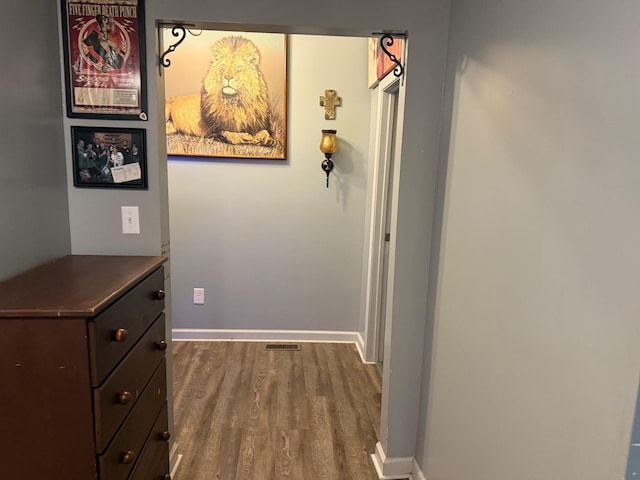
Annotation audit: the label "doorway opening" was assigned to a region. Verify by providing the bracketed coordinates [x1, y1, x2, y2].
[158, 24, 405, 362]
[156, 22, 407, 477]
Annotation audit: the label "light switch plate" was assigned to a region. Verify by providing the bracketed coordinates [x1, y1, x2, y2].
[193, 288, 205, 305]
[121, 206, 140, 234]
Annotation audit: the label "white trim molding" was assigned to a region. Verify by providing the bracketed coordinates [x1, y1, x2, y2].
[169, 442, 183, 479]
[371, 442, 415, 479]
[412, 458, 427, 480]
[172, 329, 359, 343]
[356, 332, 376, 364]
[361, 73, 403, 364]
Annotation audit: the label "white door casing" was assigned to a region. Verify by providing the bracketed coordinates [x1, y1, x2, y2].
[362, 72, 403, 363]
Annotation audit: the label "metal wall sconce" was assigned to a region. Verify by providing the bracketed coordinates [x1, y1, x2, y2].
[320, 130, 338, 188]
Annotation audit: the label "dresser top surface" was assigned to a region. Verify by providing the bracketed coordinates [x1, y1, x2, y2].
[0, 255, 167, 318]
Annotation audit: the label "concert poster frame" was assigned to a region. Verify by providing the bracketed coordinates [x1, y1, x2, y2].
[60, 0, 148, 120]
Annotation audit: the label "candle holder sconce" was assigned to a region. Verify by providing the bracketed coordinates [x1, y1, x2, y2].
[319, 129, 338, 188]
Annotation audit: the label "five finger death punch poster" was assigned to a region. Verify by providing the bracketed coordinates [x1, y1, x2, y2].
[61, 0, 148, 120]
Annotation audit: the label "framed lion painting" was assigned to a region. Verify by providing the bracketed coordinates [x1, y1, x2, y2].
[163, 30, 287, 160]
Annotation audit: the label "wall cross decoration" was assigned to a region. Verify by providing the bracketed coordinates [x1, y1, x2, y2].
[320, 90, 342, 120]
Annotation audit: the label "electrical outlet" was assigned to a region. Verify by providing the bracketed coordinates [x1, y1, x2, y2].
[121, 206, 140, 234]
[193, 288, 205, 305]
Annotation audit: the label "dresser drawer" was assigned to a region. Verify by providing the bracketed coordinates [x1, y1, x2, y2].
[94, 314, 167, 453]
[88, 267, 165, 386]
[98, 358, 167, 480]
[128, 403, 170, 480]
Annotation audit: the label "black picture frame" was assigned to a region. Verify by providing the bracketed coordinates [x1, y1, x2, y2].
[60, 0, 148, 120]
[72, 126, 147, 189]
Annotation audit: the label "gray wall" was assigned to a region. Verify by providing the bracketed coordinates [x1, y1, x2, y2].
[0, 0, 70, 281]
[168, 35, 370, 333]
[416, 1, 640, 478]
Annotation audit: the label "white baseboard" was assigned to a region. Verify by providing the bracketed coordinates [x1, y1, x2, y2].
[169, 441, 183, 478]
[172, 328, 359, 343]
[356, 332, 376, 364]
[371, 442, 415, 479]
[412, 458, 427, 480]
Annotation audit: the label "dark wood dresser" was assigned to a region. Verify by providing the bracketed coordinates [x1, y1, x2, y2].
[0, 255, 171, 480]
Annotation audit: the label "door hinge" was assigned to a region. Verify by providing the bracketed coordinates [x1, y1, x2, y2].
[385, 233, 391, 242]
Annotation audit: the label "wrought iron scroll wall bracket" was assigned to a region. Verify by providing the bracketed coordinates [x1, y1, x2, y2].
[373, 32, 407, 79]
[157, 23, 199, 76]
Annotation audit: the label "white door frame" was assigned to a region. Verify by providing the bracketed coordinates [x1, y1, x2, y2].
[361, 72, 404, 363]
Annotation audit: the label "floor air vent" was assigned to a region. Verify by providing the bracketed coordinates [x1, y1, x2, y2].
[265, 343, 300, 351]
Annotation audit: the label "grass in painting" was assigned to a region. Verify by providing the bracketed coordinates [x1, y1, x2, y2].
[167, 103, 286, 160]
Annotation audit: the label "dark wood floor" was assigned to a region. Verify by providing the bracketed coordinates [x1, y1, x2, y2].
[172, 341, 382, 480]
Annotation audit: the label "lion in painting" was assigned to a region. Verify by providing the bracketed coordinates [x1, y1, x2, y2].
[165, 36, 276, 147]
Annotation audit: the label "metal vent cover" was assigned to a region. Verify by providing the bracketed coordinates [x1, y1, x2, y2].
[265, 343, 300, 351]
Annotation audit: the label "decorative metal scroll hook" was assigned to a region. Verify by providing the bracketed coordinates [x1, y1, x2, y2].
[379, 33, 404, 78]
[160, 25, 188, 70]
[158, 23, 200, 75]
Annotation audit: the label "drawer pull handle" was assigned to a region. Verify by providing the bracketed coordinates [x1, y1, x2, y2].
[156, 340, 168, 352]
[121, 450, 136, 464]
[155, 289, 166, 300]
[161, 475, 172, 480]
[160, 430, 171, 441]
[114, 328, 128, 343]
[118, 391, 133, 405]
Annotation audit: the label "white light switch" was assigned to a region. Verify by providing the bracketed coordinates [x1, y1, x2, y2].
[193, 288, 205, 305]
[121, 206, 140, 234]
